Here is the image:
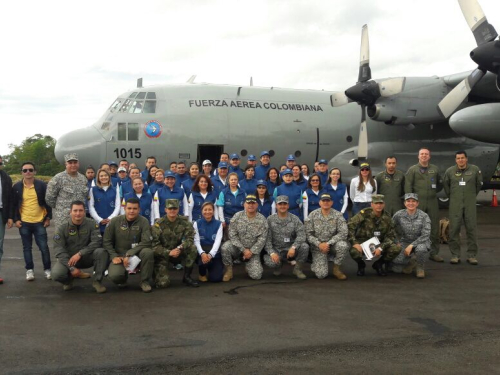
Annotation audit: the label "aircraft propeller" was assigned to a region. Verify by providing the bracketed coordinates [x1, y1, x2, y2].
[438, 0, 499, 118]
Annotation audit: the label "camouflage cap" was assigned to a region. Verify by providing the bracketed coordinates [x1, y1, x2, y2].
[372, 194, 385, 203]
[64, 153, 79, 162]
[404, 193, 419, 201]
[166, 199, 180, 209]
[276, 195, 289, 204]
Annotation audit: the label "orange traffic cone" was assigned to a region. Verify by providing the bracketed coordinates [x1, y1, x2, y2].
[492, 189, 498, 207]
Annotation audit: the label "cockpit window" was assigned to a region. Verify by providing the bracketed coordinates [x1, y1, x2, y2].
[129, 92, 138, 98]
[118, 92, 157, 114]
[109, 99, 122, 112]
[143, 100, 156, 113]
[128, 101, 143, 114]
[101, 122, 111, 131]
[136, 92, 146, 100]
[146, 92, 156, 99]
[119, 99, 133, 112]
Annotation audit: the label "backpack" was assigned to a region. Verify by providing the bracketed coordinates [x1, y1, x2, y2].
[439, 218, 450, 244]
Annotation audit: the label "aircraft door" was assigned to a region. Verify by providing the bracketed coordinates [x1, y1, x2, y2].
[198, 145, 224, 165]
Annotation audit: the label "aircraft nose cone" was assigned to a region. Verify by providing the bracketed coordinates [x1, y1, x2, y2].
[55, 126, 104, 167]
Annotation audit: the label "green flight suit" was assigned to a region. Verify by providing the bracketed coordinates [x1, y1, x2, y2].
[443, 164, 483, 258]
[375, 170, 405, 217]
[151, 215, 196, 288]
[405, 163, 443, 256]
[103, 215, 154, 284]
[347, 208, 401, 262]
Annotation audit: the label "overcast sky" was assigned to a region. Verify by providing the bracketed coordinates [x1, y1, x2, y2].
[1, 0, 499, 155]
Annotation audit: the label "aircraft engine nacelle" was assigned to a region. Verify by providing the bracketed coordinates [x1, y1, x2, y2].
[449, 103, 500, 144]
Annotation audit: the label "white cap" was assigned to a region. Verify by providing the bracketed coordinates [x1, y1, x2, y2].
[202, 160, 212, 166]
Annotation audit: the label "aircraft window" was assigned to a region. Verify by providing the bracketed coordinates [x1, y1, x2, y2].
[143, 100, 156, 113]
[128, 123, 139, 141]
[118, 123, 127, 141]
[129, 92, 138, 98]
[136, 92, 146, 100]
[109, 99, 122, 112]
[120, 99, 133, 112]
[128, 101, 144, 114]
[269, 150, 275, 157]
[101, 122, 110, 131]
[346, 136, 353, 143]
[294, 151, 301, 157]
[146, 92, 156, 99]
[241, 149, 248, 156]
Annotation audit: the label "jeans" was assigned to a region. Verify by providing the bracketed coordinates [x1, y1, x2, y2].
[0, 210, 5, 270]
[19, 222, 51, 270]
[352, 202, 371, 216]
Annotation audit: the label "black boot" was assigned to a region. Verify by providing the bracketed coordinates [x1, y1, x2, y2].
[183, 267, 199, 287]
[357, 260, 366, 276]
[372, 259, 387, 276]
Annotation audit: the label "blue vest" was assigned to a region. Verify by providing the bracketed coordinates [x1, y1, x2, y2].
[92, 186, 118, 231]
[229, 166, 244, 180]
[182, 177, 196, 197]
[324, 183, 348, 220]
[175, 173, 189, 188]
[266, 180, 278, 196]
[191, 190, 217, 221]
[157, 186, 185, 217]
[120, 180, 148, 198]
[141, 168, 149, 182]
[196, 218, 222, 248]
[212, 176, 227, 196]
[221, 187, 246, 223]
[148, 182, 164, 197]
[318, 171, 329, 186]
[123, 191, 153, 222]
[275, 182, 303, 219]
[119, 176, 130, 186]
[257, 197, 273, 218]
[294, 178, 308, 192]
[304, 188, 323, 214]
[239, 178, 257, 195]
[255, 164, 271, 180]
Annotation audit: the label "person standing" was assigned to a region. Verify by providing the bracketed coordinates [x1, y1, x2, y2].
[405, 147, 443, 262]
[212, 162, 229, 196]
[302, 173, 323, 220]
[10, 162, 52, 281]
[153, 171, 188, 220]
[375, 156, 405, 217]
[274, 169, 304, 220]
[181, 163, 200, 197]
[255, 180, 275, 218]
[316, 159, 329, 186]
[216, 173, 246, 226]
[228, 154, 244, 181]
[239, 165, 257, 195]
[122, 177, 154, 224]
[255, 151, 272, 180]
[89, 169, 121, 234]
[202, 160, 213, 176]
[323, 168, 349, 220]
[141, 156, 157, 182]
[188, 175, 218, 222]
[0, 159, 12, 284]
[350, 163, 377, 217]
[443, 151, 483, 265]
[246, 155, 257, 168]
[265, 167, 281, 196]
[46, 153, 88, 229]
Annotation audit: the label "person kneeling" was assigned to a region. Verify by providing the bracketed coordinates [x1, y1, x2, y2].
[103, 198, 154, 293]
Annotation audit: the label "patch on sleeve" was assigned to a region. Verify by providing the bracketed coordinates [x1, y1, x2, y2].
[154, 223, 160, 228]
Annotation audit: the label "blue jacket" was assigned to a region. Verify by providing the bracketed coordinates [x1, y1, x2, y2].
[266, 180, 279, 196]
[120, 180, 148, 198]
[92, 185, 119, 231]
[148, 182, 164, 197]
[257, 196, 274, 218]
[239, 178, 258, 195]
[294, 178, 308, 192]
[175, 173, 190, 188]
[196, 218, 222, 249]
[318, 171, 329, 186]
[255, 164, 271, 180]
[123, 191, 153, 222]
[191, 190, 217, 221]
[228, 166, 244, 181]
[304, 188, 323, 215]
[274, 182, 303, 220]
[156, 186, 185, 217]
[212, 175, 228, 196]
[218, 187, 246, 223]
[10, 179, 52, 222]
[182, 177, 196, 197]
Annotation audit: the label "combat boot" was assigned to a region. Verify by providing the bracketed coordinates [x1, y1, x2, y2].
[292, 263, 307, 280]
[78, 272, 92, 279]
[92, 280, 107, 293]
[416, 266, 425, 279]
[356, 260, 366, 276]
[63, 279, 74, 291]
[223, 265, 233, 282]
[183, 267, 199, 287]
[429, 254, 444, 262]
[198, 275, 208, 282]
[140, 281, 152, 293]
[372, 259, 387, 276]
[332, 264, 347, 280]
[467, 257, 478, 265]
[450, 257, 460, 264]
[402, 259, 416, 275]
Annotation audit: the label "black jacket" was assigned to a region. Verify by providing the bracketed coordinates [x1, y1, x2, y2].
[10, 179, 52, 222]
[0, 170, 12, 224]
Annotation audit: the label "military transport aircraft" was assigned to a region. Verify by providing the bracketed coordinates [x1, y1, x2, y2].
[54, 0, 500, 189]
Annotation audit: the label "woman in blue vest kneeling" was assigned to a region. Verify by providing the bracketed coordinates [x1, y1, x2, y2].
[89, 168, 121, 234]
[188, 174, 218, 222]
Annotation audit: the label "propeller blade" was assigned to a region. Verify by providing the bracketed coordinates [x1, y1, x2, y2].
[378, 77, 406, 97]
[358, 25, 371, 83]
[437, 68, 485, 118]
[358, 105, 368, 159]
[458, 0, 498, 46]
[331, 93, 352, 107]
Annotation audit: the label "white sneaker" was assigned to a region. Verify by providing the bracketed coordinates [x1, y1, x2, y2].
[26, 269, 35, 281]
[44, 270, 52, 280]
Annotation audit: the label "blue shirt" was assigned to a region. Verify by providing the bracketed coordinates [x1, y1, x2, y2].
[255, 164, 271, 180]
[216, 188, 246, 223]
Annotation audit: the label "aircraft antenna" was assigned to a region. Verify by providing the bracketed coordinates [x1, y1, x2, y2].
[187, 75, 197, 84]
[250, 77, 253, 86]
[137, 78, 143, 88]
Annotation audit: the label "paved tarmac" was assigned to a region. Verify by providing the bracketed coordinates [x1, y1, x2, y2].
[1, 193, 499, 374]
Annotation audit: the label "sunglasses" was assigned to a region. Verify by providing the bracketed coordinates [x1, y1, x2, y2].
[360, 168, 370, 172]
[22, 168, 34, 173]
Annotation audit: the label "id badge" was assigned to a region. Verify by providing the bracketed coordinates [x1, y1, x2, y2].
[374, 231, 381, 236]
[284, 238, 290, 243]
[131, 243, 138, 249]
[459, 181, 466, 186]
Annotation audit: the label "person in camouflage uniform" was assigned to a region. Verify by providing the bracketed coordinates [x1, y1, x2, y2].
[263, 195, 308, 280]
[375, 156, 405, 217]
[151, 199, 199, 288]
[390, 193, 431, 279]
[103, 198, 154, 293]
[52, 201, 109, 293]
[348, 194, 401, 276]
[221, 195, 269, 281]
[305, 193, 350, 280]
[45, 153, 88, 229]
[443, 151, 483, 265]
[404, 148, 443, 262]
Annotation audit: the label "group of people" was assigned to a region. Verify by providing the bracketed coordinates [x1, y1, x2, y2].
[0, 147, 483, 292]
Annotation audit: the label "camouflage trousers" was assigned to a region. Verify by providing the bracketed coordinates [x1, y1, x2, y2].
[221, 241, 263, 280]
[154, 245, 197, 288]
[349, 243, 401, 262]
[311, 240, 349, 279]
[263, 243, 309, 269]
[391, 243, 428, 272]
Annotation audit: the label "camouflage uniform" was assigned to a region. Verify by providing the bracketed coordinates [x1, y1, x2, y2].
[103, 215, 154, 284]
[443, 164, 483, 259]
[404, 163, 443, 257]
[52, 218, 109, 284]
[391, 209, 431, 272]
[264, 213, 309, 269]
[221, 211, 268, 280]
[305, 209, 349, 279]
[375, 170, 405, 217]
[348, 208, 401, 261]
[151, 215, 197, 288]
[45, 171, 88, 229]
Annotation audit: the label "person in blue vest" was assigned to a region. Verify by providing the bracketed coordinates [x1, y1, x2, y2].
[317, 159, 329, 186]
[175, 161, 190, 187]
[188, 174, 218, 222]
[239, 165, 257, 194]
[181, 163, 200, 198]
[212, 162, 229, 196]
[117, 166, 129, 186]
[216, 172, 246, 226]
[292, 165, 308, 191]
[228, 154, 244, 180]
[255, 180, 275, 218]
[255, 151, 272, 180]
[120, 167, 147, 198]
[145, 165, 159, 187]
[211, 153, 229, 177]
[202, 160, 213, 176]
[265, 167, 281, 196]
[109, 161, 119, 179]
[89, 169, 121, 234]
[323, 167, 349, 220]
[153, 171, 188, 220]
[141, 156, 157, 182]
[121, 177, 154, 225]
[302, 173, 324, 220]
[286, 155, 297, 170]
[148, 168, 165, 197]
[97, 162, 120, 188]
[194, 202, 224, 283]
[301, 164, 311, 180]
[247, 154, 257, 168]
[274, 169, 304, 221]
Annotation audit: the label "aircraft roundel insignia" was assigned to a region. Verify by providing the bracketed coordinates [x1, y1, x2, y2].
[144, 120, 162, 138]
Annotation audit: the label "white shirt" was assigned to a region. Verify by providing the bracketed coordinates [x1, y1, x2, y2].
[193, 220, 223, 258]
[350, 176, 377, 203]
